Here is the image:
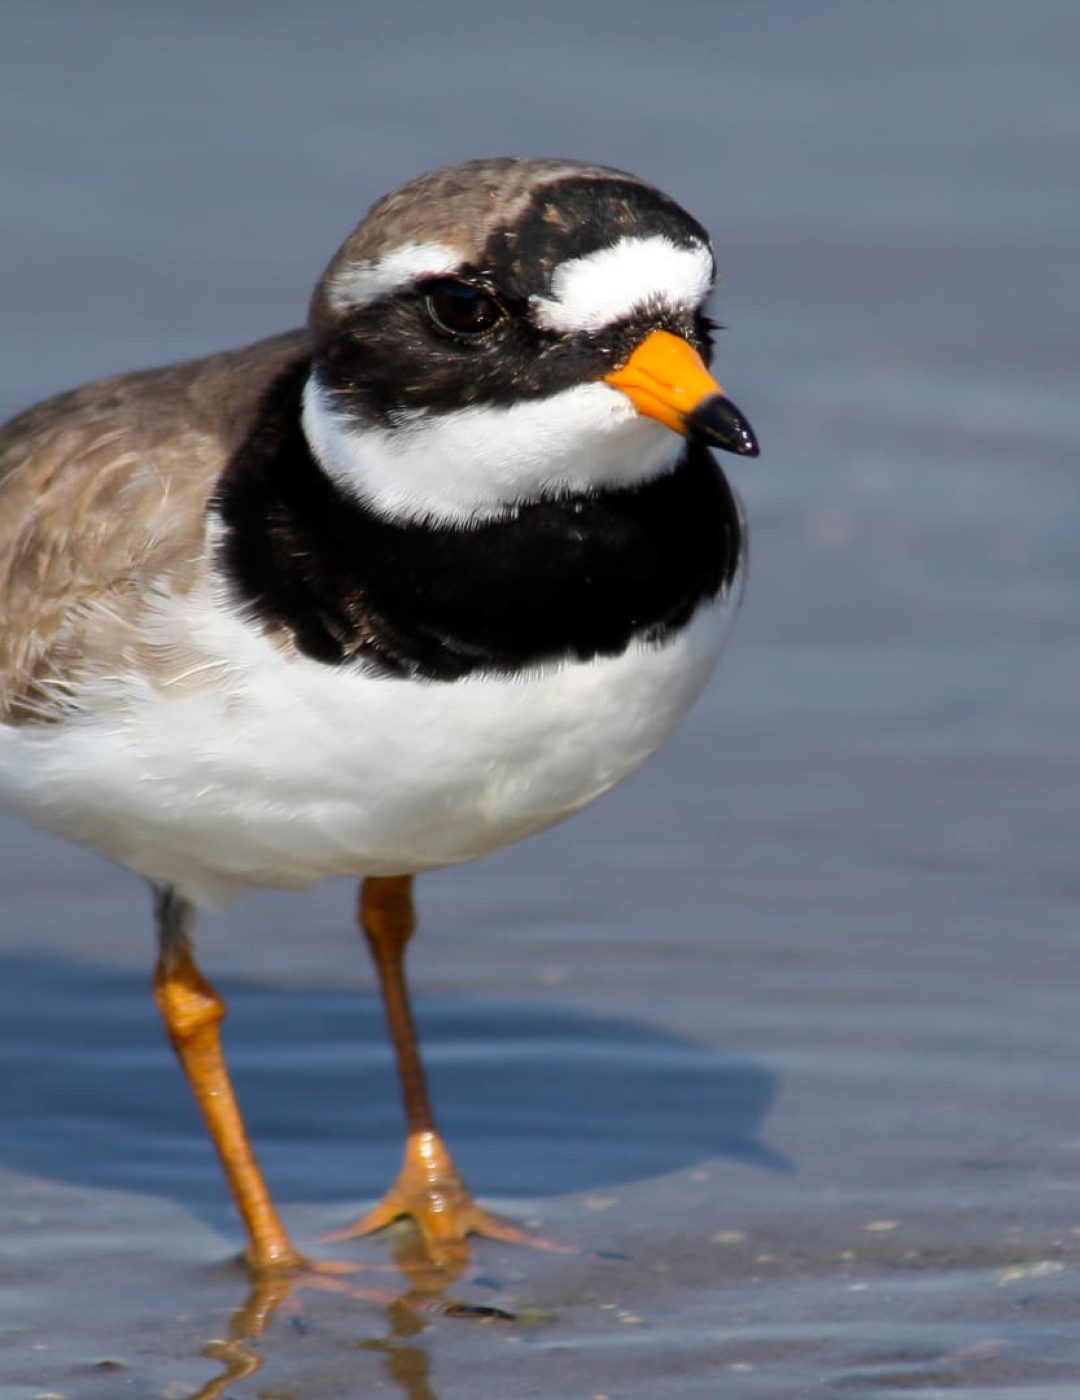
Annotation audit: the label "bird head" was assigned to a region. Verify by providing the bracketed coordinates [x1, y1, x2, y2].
[303, 157, 758, 527]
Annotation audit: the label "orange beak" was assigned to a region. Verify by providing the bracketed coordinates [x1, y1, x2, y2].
[603, 329, 759, 457]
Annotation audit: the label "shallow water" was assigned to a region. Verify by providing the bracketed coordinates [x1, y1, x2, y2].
[2, 2, 1079, 1396]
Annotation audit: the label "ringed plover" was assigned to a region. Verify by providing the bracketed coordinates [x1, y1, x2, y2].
[0, 157, 758, 1274]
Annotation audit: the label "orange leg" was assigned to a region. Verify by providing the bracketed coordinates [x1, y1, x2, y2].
[153, 887, 307, 1275]
[327, 876, 538, 1267]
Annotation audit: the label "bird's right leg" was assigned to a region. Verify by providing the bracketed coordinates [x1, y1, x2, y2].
[152, 884, 308, 1275]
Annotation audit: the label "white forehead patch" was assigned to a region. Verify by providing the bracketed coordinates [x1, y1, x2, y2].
[531, 235, 714, 334]
[326, 241, 462, 313]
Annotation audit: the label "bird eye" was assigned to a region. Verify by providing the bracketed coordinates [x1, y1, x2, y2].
[424, 279, 504, 336]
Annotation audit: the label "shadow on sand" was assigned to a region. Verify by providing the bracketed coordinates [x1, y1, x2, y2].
[3, 953, 789, 1395]
[2, 952, 787, 1232]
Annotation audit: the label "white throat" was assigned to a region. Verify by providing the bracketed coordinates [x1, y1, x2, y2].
[300, 373, 684, 526]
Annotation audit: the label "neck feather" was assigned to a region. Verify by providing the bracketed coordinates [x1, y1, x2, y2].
[301, 371, 684, 527]
[215, 358, 744, 680]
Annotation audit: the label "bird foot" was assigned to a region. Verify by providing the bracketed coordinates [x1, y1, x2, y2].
[324, 1130, 567, 1269]
[243, 1245, 360, 1280]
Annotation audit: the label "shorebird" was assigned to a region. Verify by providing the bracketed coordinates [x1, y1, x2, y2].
[0, 157, 758, 1273]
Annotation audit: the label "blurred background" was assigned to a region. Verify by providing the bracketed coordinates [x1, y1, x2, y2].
[1, 3, 1077, 1397]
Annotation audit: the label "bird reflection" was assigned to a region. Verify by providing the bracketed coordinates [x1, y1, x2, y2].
[190, 1228, 515, 1400]
[192, 1271, 297, 1400]
[359, 1302, 438, 1400]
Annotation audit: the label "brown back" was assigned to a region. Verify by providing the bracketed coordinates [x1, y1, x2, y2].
[0, 330, 308, 721]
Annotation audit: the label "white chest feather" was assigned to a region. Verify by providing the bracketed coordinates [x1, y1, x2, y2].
[0, 577, 741, 907]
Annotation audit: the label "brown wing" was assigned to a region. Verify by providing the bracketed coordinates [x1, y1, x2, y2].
[0, 329, 309, 722]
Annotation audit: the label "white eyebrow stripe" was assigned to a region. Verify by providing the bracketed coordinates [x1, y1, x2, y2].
[325, 241, 462, 313]
[530, 235, 715, 333]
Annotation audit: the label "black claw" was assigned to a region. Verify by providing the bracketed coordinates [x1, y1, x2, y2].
[685, 394, 760, 457]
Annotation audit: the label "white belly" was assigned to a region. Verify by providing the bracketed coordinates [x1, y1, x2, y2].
[0, 578, 741, 907]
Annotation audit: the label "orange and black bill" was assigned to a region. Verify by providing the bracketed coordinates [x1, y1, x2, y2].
[603, 329, 759, 458]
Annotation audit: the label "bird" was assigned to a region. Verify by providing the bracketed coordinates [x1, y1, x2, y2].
[0, 156, 758, 1277]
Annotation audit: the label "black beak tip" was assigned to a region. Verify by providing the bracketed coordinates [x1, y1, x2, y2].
[686, 394, 760, 458]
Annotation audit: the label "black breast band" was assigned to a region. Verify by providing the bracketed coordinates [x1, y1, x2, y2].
[214, 359, 744, 681]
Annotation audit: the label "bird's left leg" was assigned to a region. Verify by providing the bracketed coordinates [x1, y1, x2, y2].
[327, 875, 539, 1267]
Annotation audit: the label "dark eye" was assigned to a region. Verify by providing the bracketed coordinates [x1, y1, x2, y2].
[424, 279, 504, 336]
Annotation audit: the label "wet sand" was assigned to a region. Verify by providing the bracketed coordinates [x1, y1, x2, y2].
[2, 2, 1079, 1395]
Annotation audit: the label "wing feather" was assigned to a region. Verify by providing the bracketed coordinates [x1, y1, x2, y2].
[0, 330, 309, 721]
